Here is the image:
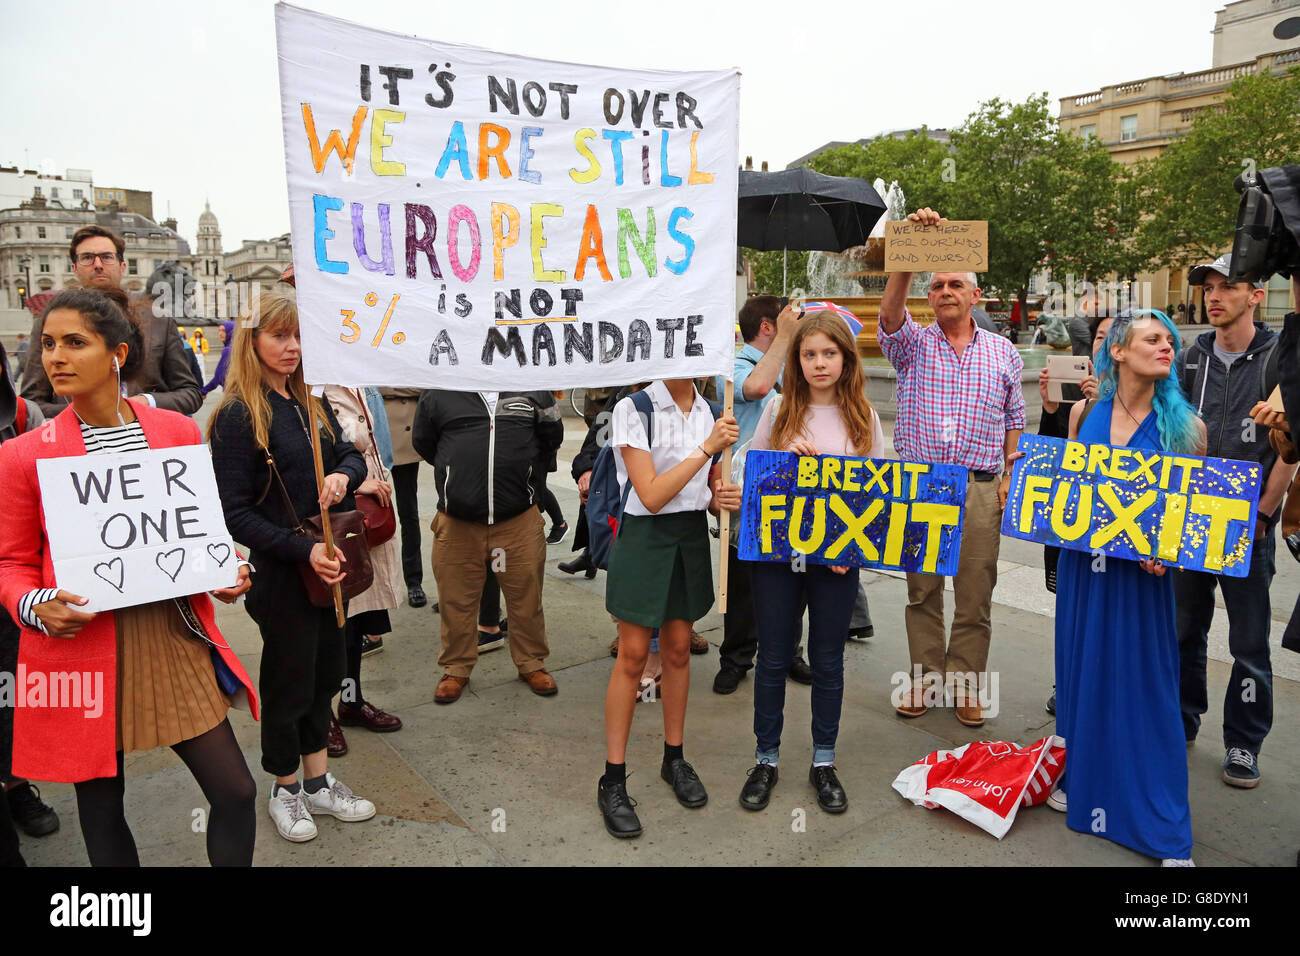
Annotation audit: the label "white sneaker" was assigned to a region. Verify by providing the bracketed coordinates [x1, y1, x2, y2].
[302, 773, 376, 822]
[269, 785, 317, 842]
[1046, 789, 1067, 813]
[1161, 857, 1196, 867]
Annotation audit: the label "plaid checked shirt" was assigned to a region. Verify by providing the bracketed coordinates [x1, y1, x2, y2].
[878, 309, 1026, 472]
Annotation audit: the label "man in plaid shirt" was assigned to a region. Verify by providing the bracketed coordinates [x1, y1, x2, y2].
[878, 207, 1025, 727]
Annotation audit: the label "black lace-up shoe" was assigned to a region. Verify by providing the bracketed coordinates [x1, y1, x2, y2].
[660, 758, 708, 808]
[597, 776, 642, 838]
[809, 764, 848, 813]
[7, 782, 59, 837]
[739, 763, 778, 811]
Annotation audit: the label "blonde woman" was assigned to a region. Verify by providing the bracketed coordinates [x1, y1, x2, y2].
[207, 292, 377, 843]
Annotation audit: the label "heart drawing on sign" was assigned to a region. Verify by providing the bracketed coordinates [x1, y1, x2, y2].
[206, 542, 232, 567]
[93, 557, 125, 592]
[156, 548, 186, 583]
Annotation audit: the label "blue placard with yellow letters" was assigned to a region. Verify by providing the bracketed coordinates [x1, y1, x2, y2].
[1002, 434, 1261, 576]
[737, 451, 968, 574]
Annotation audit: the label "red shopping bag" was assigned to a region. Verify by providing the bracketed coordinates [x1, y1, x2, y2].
[891, 736, 1066, 839]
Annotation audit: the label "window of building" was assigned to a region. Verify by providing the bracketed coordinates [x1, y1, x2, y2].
[12, 227, 19, 238]
[38, 255, 50, 273]
[65, 227, 73, 238]
[128, 258, 138, 275]
[50, 188, 59, 199]
[1120, 115, 1138, 142]
[73, 188, 83, 200]
[33, 186, 42, 196]
[37, 226, 46, 239]
[1079, 124, 1096, 141]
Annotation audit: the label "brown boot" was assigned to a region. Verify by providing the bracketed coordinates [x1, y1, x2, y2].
[435, 673, 469, 704]
[519, 669, 558, 696]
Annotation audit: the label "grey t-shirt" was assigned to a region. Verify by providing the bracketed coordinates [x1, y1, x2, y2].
[1213, 341, 1246, 369]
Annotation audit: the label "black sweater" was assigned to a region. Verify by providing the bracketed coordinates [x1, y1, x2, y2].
[209, 391, 367, 563]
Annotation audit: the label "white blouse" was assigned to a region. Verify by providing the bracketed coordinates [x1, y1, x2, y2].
[612, 380, 715, 516]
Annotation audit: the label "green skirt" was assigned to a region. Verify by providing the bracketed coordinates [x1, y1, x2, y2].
[606, 511, 714, 627]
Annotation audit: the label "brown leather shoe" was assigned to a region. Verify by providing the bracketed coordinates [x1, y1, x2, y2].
[435, 673, 469, 704]
[338, 700, 403, 732]
[327, 713, 348, 757]
[519, 669, 558, 696]
[895, 685, 927, 718]
[954, 703, 985, 727]
[688, 629, 709, 655]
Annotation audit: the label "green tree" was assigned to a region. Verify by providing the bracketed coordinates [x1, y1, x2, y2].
[1047, 137, 1149, 285]
[1140, 67, 1300, 268]
[745, 248, 809, 295]
[743, 129, 953, 294]
[945, 93, 1072, 312]
[806, 128, 955, 211]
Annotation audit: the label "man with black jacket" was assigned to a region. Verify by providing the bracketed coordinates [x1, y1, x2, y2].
[413, 389, 564, 702]
[1177, 255, 1297, 789]
[21, 226, 201, 418]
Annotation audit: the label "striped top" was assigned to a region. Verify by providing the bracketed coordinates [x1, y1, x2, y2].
[19, 419, 151, 631]
[79, 420, 149, 454]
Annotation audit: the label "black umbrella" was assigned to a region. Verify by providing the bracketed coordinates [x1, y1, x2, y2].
[738, 167, 887, 292]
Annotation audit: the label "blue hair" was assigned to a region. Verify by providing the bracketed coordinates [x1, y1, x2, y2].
[1093, 309, 1201, 454]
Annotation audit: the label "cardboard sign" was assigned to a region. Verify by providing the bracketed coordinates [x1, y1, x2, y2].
[276, 4, 740, 391]
[36, 446, 239, 611]
[737, 450, 967, 574]
[1002, 433, 1262, 576]
[1266, 384, 1283, 414]
[884, 220, 988, 272]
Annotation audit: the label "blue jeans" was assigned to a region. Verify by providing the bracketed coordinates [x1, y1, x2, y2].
[1176, 530, 1276, 753]
[750, 562, 859, 765]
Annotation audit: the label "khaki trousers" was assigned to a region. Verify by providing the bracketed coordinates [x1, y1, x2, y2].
[431, 508, 549, 678]
[904, 476, 1001, 694]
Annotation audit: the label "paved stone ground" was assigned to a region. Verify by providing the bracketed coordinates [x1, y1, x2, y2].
[13, 400, 1300, 867]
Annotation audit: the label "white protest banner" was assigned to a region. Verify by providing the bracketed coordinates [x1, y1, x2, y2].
[275, 4, 741, 391]
[36, 446, 240, 612]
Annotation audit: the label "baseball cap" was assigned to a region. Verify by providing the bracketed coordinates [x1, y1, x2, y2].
[1187, 254, 1267, 288]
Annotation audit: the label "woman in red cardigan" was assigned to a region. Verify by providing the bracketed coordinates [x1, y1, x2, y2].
[0, 289, 259, 866]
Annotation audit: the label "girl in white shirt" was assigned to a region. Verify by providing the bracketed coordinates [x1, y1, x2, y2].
[597, 378, 738, 839]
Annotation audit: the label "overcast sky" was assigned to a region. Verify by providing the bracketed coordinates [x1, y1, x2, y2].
[0, 0, 1231, 249]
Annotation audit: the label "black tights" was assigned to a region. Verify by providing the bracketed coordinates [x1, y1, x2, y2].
[73, 719, 256, 867]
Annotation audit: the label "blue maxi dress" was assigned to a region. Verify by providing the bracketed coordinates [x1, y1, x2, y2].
[1054, 398, 1193, 860]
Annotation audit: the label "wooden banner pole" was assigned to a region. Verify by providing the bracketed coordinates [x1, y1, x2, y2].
[717, 377, 734, 614]
[307, 390, 346, 628]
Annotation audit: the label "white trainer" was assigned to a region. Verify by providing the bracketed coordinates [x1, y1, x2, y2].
[302, 773, 376, 822]
[269, 786, 318, 843]
[1161, 857, 1196, 867]
[1046, 789, 1067, 813]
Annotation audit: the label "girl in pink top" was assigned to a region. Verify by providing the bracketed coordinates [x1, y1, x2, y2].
[735, 310, 882, 815]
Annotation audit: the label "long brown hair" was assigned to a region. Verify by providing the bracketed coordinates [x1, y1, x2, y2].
[770, 311, 876, 455]
[205, 290, 334, 449]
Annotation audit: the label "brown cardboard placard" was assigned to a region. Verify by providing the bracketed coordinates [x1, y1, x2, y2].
[1266, 384, 1284, 414]
[884, 220, 989, 272]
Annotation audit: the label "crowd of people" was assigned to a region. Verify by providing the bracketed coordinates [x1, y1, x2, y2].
[1, 211, 1298, 868]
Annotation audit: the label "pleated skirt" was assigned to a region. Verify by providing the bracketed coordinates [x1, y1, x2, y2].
[115, 601, 229, 752]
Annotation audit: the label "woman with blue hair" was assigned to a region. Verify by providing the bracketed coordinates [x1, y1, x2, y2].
[1051, 309, 1205, 866]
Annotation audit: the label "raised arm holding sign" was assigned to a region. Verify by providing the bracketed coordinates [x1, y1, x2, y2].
[875, 207, 1023, 727]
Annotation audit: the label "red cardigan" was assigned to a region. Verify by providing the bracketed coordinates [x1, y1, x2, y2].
[0, 401, 258, 782]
